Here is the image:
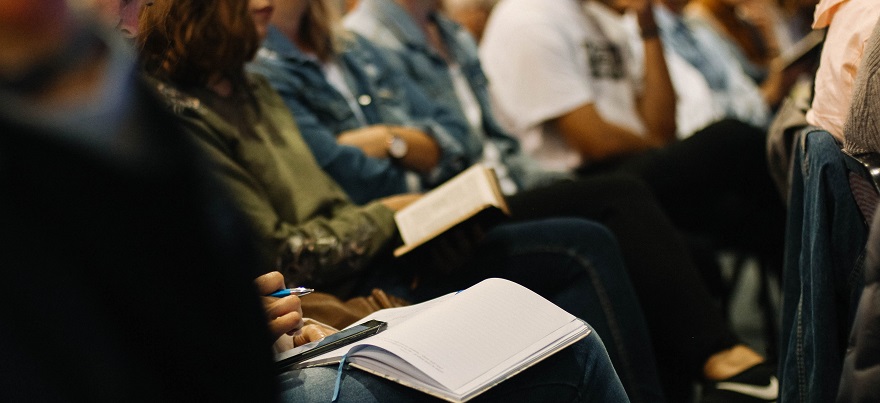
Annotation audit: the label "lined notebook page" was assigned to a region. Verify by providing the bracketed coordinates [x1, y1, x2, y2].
[356, 278, 577, 391]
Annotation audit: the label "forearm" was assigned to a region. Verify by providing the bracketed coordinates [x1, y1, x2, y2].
[295, 120, 409, 204]
[183, 121, 398, 285]
[337, 125, 440, 173]
[759, 60, 788, 109]
[571, 128, 662, 161]
[274, 200, 397, 286]
[636, 6, 676, 142]
[387, 125, 440, 173]
[555, 103, 663, 162]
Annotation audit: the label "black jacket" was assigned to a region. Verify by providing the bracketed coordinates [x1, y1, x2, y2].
[838, 202, 880, 402]
[0, 77, 278, 402]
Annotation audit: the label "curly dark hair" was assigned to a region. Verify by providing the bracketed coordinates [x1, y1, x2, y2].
[136, 0, 260, 88]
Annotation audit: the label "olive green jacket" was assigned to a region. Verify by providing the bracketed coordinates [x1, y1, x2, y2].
[150, 74, 397, 288]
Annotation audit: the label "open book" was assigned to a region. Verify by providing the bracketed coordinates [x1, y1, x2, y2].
[289, 278, 591, 402]
[393, 163, 509, 257]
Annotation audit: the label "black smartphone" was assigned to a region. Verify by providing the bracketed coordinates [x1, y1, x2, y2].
[276, 319, 387, 371]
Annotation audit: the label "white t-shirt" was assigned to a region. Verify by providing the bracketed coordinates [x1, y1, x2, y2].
[480, 0, 645, 172]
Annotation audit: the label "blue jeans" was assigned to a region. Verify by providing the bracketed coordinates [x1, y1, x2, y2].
[278, 327, 629, 402]
[354, 218, 663, 403]
[780, 129, 868, 402]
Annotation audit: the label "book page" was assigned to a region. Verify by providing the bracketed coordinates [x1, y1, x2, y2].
[394, 164, 500, 246]
[350, 278, 581, 392]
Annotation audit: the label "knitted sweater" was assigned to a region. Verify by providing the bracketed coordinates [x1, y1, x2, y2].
[843, 16, 880, 156]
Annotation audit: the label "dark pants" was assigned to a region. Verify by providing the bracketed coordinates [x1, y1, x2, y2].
[357, 218, 664, 403]
[574, 119, 785, 399]
[507, 173, 739, 401]
[279, 328, 629, 403]
[581, 119, 786, 259]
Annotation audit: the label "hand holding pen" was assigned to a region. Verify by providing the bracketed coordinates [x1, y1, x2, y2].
[254, 272, 307, 339]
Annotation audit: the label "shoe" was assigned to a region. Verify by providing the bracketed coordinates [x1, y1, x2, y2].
[701, 363, 778, 402]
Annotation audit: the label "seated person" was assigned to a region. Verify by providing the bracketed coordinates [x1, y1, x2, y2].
[343, 0, 779, 400]
[780, 3, 880, 401]
[652, 0, 779, 134]
[806, 0, 880, 143]
[0, 1, 277, 399]
[0, 1, 627, 401]
[135, 0, 659, 400]
[837, 23, 880, 400]
[349, 0, 785, 272]
[441, 0, 499, 43]
[685, 0, 789, 82]
[258, 271, 630, 402]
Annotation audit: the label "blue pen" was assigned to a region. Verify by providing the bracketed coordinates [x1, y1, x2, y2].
[268, 287, 314, 298]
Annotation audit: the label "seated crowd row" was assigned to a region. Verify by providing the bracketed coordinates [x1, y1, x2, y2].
[2, 0, 878, 401]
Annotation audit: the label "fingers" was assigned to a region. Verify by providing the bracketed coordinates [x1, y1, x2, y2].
[253, 271, 285, 295]
[293, 324, 338, 347]
[254, 271, 308, 340]
[263, 294, 304, 340]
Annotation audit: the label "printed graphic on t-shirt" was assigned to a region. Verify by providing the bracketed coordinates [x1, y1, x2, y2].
[584, 41, 624, 80]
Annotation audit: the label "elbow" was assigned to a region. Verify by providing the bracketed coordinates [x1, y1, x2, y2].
[579, 144, 617, 162]
[646, 117, 677, 143]
[659, 121, 677, 142]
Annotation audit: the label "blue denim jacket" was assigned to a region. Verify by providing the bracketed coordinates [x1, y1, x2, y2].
[248, 27, 469, 204]
[345, 0, 570, 192]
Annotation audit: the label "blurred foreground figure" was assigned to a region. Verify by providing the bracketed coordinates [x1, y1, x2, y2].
[0, 1, 278, 401]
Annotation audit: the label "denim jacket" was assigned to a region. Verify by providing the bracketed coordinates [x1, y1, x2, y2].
[248, 27, 469, 205]
[345, 0, 570, 192]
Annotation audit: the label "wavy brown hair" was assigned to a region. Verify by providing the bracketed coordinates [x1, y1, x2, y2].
[137, 0, 260, 88]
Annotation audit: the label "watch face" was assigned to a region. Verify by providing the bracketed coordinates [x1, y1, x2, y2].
[389, 135, 408, 159]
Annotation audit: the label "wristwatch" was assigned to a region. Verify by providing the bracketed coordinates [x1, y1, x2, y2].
[387, 132, 409, 160]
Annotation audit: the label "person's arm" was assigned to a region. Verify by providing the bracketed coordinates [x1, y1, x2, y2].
[254, 271, 305, 340]
[249, 59, 412, 204]
[336, 124, 440, 173]
[553, 2, 675, 160]
[631, 1, 677, 142]
[390, 49, 472, 185]
[254, 271, 338, 350]
[355, 37, 471, 186]
[178, 116, 398, 286]
[554, 102, 666, 160]
[276, 89, 414, 205]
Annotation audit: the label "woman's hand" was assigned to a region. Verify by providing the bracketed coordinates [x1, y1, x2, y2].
[378, 193, 422, 212]
[254, 271, 304, 340]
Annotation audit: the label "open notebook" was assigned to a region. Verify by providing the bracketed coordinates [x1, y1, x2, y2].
[288, 278, 590, 402]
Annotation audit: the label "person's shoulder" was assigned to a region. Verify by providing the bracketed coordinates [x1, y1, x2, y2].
[345, 16, 404, 51]
[485, 0, 570, 39]
[493, 0, 559, 20]
[142, 75, 202, 116]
